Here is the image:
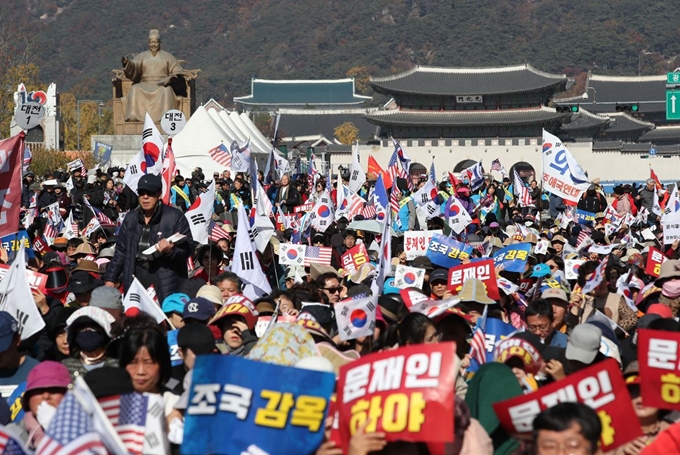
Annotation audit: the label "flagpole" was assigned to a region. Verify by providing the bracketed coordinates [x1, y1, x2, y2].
[131, 274, 176, 330]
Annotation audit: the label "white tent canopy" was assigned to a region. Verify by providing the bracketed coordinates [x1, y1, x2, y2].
[172, 104, 271, 177]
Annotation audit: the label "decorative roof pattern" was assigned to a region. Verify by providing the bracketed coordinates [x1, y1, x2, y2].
[370, 64, 569, 96]
[560, 109, 611, 131]
[639, 126, 680, 142]
[364, 107, 568, 126]
[603, 112, 655, 134]
[234, 79, 371, 106]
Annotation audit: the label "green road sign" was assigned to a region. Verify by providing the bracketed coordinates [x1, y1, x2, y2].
[667, 90, 680, 120]
[668, 72, 680, 85]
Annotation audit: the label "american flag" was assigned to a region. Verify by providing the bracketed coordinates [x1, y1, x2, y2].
[387, 145, 408, 186]
[209, 143, 232, 168]
[361, 201, 377, 219]
[209, 221, 231, 242]
[94, 209, 114, 227]
[576, 229, 591, 249]
[99, 393, 148, 455]
[304, 246, 332, 266]
[469, 305, 488, 366]
[0, 427, 28, 455]
[513, 169, 533, 207]
[36, 393, 107, 455]
[22, 146, 32, 171]
[389, 180, 400, 215]
[43, 223, 58, 243]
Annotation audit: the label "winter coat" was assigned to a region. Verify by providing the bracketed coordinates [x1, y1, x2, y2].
[103, 202, 193, 302]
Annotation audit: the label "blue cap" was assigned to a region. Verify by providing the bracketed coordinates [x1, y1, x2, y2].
[182, 297, 216, 322]
[162, 293, 190, 315]
[0, 312, 18, 352]
[531, 263, 551, 278]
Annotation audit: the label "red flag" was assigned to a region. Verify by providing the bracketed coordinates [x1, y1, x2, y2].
[0, 133, 25, 238]
[650, 167, 663, 190]
[448, 171, 461, 190]
[367, 155, 392, 189]
[162, 138, 177, 204]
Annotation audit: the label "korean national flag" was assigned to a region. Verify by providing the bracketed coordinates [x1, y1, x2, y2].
[279, 244, 306, 266]
[335, 296, 377, 342]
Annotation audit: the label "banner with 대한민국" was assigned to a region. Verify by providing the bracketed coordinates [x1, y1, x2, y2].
[181, 354, 335, 455]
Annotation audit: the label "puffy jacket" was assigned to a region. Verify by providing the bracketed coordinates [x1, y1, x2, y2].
[103, 202, 193, 302]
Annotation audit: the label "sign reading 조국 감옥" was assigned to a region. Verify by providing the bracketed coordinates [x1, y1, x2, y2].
[493, 243, 531, 273]
[425, 233, 473, 269]
[181, 354, 335, 455]
[335, 343, 457, 450]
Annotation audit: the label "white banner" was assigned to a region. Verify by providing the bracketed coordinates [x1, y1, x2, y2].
[403, 229, 442, 260]
[541, 130, 590, 203]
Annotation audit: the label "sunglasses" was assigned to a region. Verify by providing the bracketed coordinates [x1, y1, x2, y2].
[324, 286, 342, 294]
[138, 189, 158, 197]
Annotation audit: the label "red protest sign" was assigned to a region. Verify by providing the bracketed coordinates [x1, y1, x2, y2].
[645, 247, 667, 278]
[294, 202, 314, 214]
[336, 343, 457, 450]
[637, 328, 680, 410]
[341, 244, 369, 273]
[447, 259, 500, 300]
[0, 264, 48, 293]
[493, 358, 641, 451]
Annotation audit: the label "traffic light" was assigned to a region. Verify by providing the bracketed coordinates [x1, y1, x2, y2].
[616, 104, 639, 113]
[556, 105, 579, 113]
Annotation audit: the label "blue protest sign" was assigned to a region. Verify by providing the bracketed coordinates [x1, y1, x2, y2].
[181, 354, 336, 455]
[468, 318, 517, 373]
[576, 209, 596, 226]
[93, 141, 113, 164]
[167, 330, 182, 367]
[7, 381, 26, 422]
[493, 243, 531, 273]
[425, 233, 473, 269]
[0, 231, 34, 260]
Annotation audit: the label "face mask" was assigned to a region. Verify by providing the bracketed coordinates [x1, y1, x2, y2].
[663, 280, 680, 299]
[36, 401, 57, 429]
[75, 330, 105, 352]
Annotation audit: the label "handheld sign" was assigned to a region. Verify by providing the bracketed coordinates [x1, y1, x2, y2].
[425, 233, 472, 269]
[645, 247, 668, 278]
[493, 358, 641, 452]
[336, 343, 457, 449]
[167, 330, 182, 367]
[638, 329, 680, 411]
[493, 243, 531, 273]
[404, 230, 441, 260]
[448, 259, 500, 300]
[182, 354, 335, 455]
[341, 244, 369, 273]
[161, 109, 186, 136]
[14, 102, 45, 130]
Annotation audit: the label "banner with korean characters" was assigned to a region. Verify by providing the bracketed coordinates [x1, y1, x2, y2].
[448, 259, 500, 300]
[404, 230, 441, 260]
[425, 233, 473, 269]
[394, 265, 426, 289]
[0, 264, 48, 293]
[335, 343, 457, 451]
[341, 244, 370, 273]
[493, 358, 641, 452]
[493, 243, 531, 273]
[0, 231, 35, 260]
[637, 329, 680, 410]
[645, 247, 668, 278]
[663, 220, 680, 245]
[181, 354, 335, 455]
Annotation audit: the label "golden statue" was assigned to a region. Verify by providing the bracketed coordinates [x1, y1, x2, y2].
[120, 29, 194, 122]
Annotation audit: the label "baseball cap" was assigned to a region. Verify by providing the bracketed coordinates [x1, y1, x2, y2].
[0, 312, 18, 352]
[566, 324, 602, 364]
[177, 324, 216, 356]
[412, 256, 434, 271]
[647, 303, 673, 318]
[162, 293, 190, 315]
[90, 286, 123, 311]
[430, 268, 448, 284]
[541, 288, 568, 305]
[531, 264, 551, 278]
[22, 361, 71, 410]
[137, 174, 162, 193]
[182, 297, 217, 322]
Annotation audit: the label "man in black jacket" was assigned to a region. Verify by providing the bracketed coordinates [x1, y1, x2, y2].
[275, 174, 301, 214]
[103, 174, 192, 302]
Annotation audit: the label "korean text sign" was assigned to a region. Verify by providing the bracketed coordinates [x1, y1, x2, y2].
[645, 247, 668, 278]
[637, 329, 680, 410]
[493, 358, 641, 451]
[0, 264, 47, 293]
[181, 354, 335, 455]
[0, 231, 35, 260]
[493, 243, 531, 273]
[336, 343, 456, 449]
[341, 244, 370, 273]
[404, 230, 442, 260]
[448, 259, 500, 300]
[425, 233, 473, 269]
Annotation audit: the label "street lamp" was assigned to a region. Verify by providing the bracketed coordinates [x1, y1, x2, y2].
[76, 99, 103, 151]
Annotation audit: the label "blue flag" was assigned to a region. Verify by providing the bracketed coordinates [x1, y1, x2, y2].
[576, 209, 596, 226]
[425, 233, 473, 269]
[182, 354, 335, 455]
[167, 330, 182, 367]
[468, 318, 517, 372]
[493, 242, 531, 273]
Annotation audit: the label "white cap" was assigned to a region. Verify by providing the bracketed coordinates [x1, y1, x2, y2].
[295, 356, 334, 373]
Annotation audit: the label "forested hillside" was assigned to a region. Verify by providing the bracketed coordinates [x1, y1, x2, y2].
[3, 0, 680, 106]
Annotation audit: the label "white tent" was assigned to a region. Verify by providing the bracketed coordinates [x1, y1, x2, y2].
[172, 105, 270, 177]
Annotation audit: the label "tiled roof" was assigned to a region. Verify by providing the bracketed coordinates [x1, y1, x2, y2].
[364, 107, 568, 126]
[234, 79, 371, 106]
[555, 74, 666, 113]
[604, 112, 655, 134]
[560, 109, 611, 131]
[639, 126, 680, 142]
[370, 64, 569, 96]
[277, 110, 377, 140]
